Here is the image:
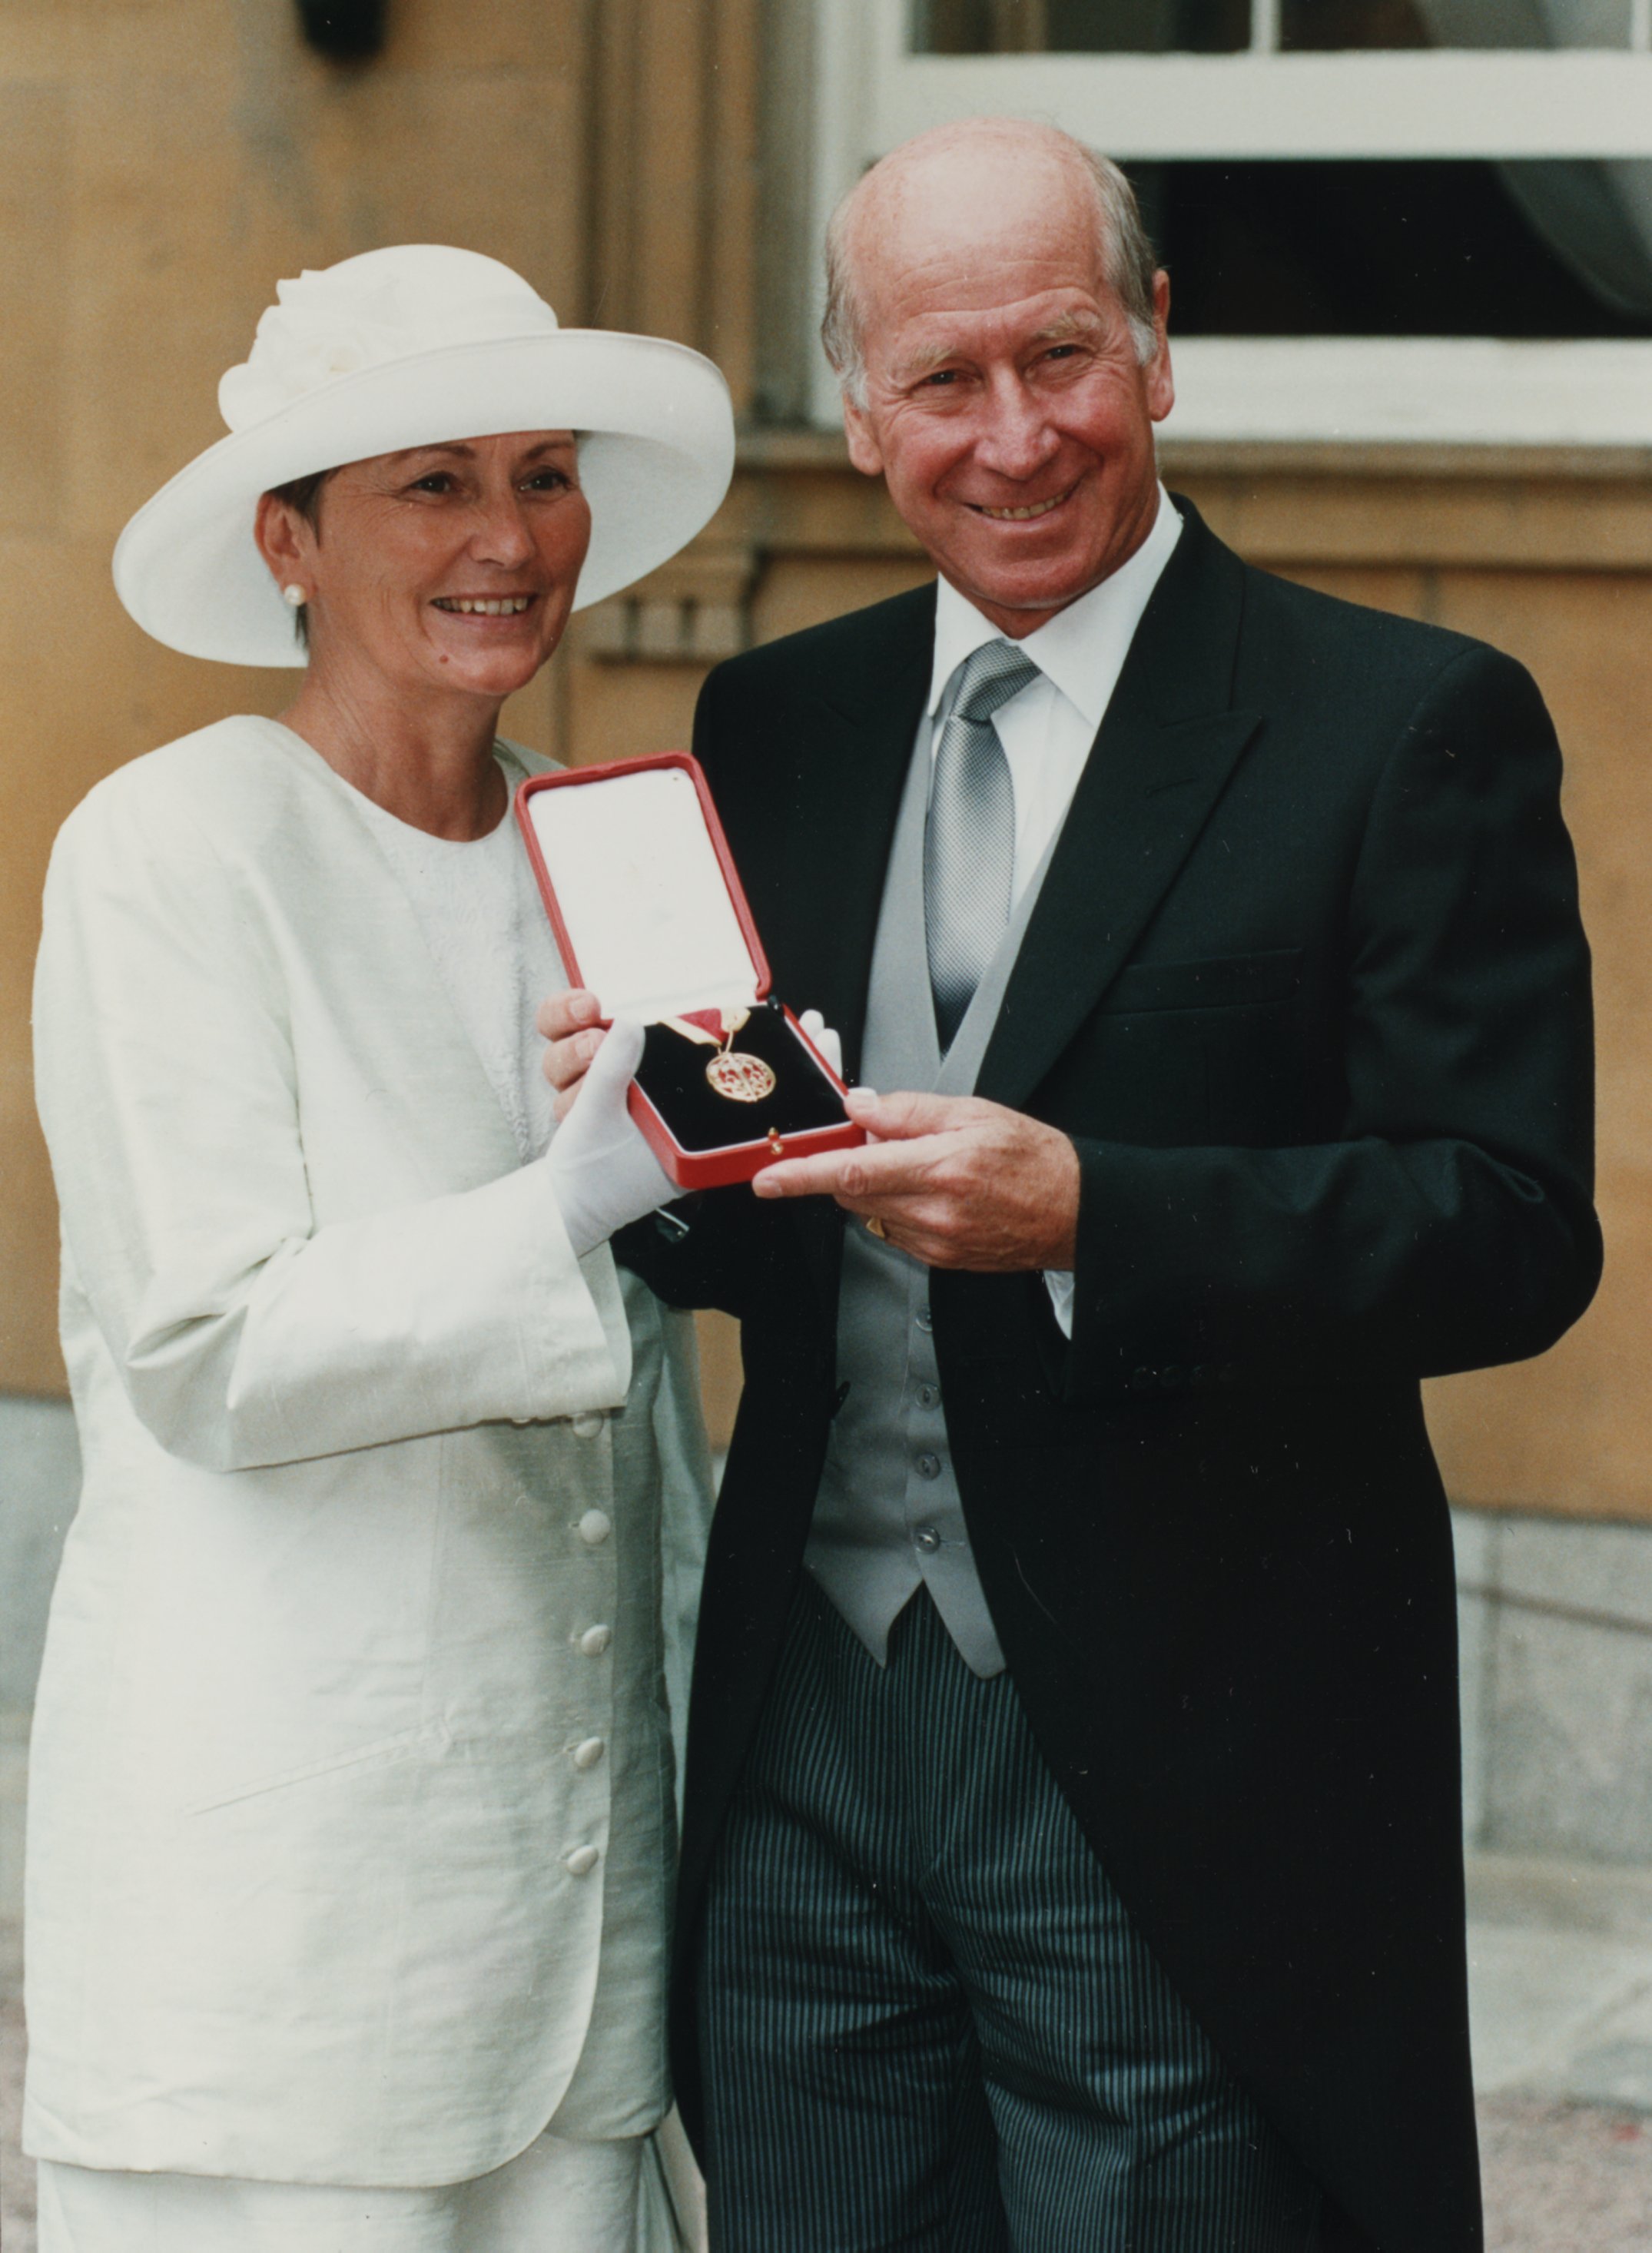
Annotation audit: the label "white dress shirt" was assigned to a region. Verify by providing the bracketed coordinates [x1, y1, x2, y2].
[924, 486, 1184, 1332]
[347, 770, 673, 2142]
[350, 777, 562, 1162]
[927, 484, 1183, 894]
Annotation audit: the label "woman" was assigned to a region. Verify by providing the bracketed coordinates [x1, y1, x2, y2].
[25, 244, 733, 2251]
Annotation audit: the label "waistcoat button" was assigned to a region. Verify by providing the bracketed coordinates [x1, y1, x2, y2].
[577, 1509, 612, 1546]
[572, 1737, 606, 1770]
[578, 1624, 612, 1657]
[565, 1845, 600, 1876]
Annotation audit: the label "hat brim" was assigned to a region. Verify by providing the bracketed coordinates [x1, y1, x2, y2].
[112, 330, 736, 666]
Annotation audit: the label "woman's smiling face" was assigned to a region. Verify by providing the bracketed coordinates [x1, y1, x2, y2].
[258, 430, 592, 705]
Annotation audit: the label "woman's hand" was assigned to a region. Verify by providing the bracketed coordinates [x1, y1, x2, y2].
[798, 1009, 843, 1079]
[541, 1007, 678, 1256]
[536, 988, 849, 1260]
[538, 988, 605, 1121]
[540, 994, 847, 1101]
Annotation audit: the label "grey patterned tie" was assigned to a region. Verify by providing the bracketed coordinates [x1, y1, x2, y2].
[925, 639, 1039, 1050]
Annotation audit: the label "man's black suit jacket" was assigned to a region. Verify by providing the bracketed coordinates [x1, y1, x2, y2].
[623, 501, 1601, 2252]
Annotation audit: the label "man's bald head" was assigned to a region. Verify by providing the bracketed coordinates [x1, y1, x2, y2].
[821, 120, 1159, 406]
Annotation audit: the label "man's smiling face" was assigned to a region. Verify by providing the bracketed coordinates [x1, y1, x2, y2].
[841, 135, 1174, 637]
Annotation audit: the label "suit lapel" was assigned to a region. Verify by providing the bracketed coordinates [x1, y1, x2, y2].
[759, 586, 935, 1308]
[979, 506, 1262, 1111]
[769, 587, 936, 1087]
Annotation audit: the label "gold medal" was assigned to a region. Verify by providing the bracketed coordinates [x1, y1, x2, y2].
[706, 1048, 778, 1103]
[661, 1007, 778, 1105]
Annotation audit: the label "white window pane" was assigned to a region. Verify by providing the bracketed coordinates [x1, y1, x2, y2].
[909, 0, 1249, 52]
[1282, 0, 1459, 47]
[1284, 1, 1634, 49]
[1418, 0, 1628, 45]
[1138, 157, 1652, 333]
[906, 0, 1640, 51]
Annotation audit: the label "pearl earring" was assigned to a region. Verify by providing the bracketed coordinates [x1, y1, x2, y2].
[283, 584, 306, 609]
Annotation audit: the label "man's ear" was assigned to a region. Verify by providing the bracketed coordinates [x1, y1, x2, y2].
[843, 397, 885, 479]
[1145, 268, 1175, 426]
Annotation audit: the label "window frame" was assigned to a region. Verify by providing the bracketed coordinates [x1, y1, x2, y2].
[800, 0, 1652, 437]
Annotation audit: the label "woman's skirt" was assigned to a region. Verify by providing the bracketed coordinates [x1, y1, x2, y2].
[36, 2122, 692, 2253]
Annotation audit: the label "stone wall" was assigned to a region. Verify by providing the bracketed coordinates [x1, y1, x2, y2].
[0, 0, 598, 1395]
[1459, 1511, 1652, 1866]
[1, 2, 1646, 1530]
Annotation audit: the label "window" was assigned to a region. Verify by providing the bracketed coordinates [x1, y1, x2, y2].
[914, 0, 1252, 51]
[911, 1, 1650, 55]
[803, 0, 1652, 438]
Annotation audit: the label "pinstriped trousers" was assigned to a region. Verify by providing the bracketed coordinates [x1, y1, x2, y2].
[697, 1580, 1323, 2253]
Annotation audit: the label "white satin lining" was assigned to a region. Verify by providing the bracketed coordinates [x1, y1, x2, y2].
[525, 765, 758, 1024]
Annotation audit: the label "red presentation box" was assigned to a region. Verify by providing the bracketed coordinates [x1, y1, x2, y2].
[516, 752, 865, 1190]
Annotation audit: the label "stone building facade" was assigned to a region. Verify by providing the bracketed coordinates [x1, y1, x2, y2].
[2, 0, 1652, 1867]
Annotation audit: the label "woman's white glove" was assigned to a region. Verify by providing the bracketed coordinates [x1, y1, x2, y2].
[798, 1010, 844, 1079]
[545, 1018, 678, 1257]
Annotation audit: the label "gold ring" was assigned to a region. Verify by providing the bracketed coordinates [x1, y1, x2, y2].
[864, 1216, 887, 1241]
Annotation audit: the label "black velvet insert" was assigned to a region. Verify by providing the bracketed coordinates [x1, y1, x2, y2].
[637, 1000, 850, 1154]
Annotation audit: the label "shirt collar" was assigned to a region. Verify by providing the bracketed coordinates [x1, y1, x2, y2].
[927, 483, 1183, 729]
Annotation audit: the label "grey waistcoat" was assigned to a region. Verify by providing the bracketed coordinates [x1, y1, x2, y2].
[803, 722, 1063, 1679]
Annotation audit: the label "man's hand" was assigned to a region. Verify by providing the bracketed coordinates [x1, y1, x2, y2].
[755, 1087, 1080, 1272]
[538, 989, 605, 1123]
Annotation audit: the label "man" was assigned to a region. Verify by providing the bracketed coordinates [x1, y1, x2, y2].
[546, 120, 1600, 2250]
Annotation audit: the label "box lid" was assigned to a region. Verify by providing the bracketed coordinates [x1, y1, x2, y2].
[516, 753, 771, 1024]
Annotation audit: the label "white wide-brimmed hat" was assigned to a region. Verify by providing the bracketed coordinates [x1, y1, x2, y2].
[113, 244, 736, 666]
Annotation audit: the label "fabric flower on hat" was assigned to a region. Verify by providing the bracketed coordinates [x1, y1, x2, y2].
[217, 251, 561, 432]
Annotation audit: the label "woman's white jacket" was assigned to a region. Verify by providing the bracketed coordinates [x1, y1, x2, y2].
[24, 718, 712, 2187]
